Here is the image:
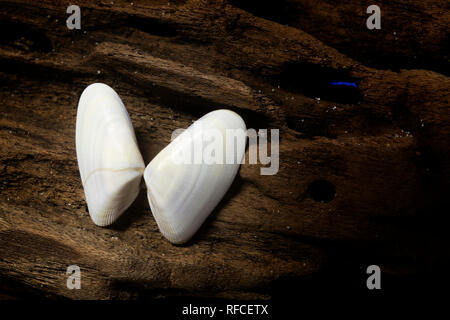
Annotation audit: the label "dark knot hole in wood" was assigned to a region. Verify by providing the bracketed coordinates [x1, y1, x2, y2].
[306, 179, 336, 203]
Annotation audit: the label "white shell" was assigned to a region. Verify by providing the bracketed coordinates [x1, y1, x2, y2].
[144, 109, 247, 243]
[76, 83, 145, 226]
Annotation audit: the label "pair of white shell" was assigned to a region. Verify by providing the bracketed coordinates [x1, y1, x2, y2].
[76, 83, 246, 244]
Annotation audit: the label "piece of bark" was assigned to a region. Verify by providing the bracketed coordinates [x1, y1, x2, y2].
[230, 0, 450, 75]
[0, 0, 448, 299]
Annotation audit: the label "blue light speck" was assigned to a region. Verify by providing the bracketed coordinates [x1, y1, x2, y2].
[330, 82, 357, 88]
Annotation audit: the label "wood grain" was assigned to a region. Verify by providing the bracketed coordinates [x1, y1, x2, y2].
[0, 0, 448, 299]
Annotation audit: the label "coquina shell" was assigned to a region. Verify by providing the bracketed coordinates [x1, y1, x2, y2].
[76, 83, 145, 226]
[144, 109, 246, 243]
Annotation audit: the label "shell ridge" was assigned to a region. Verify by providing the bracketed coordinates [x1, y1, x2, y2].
[82, 166, 145, 187]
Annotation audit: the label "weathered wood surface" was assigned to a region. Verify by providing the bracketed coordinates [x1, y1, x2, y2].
[0, 0, 449, 299]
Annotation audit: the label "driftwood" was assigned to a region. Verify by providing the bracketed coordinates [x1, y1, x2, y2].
[0, 0, 449, 299]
